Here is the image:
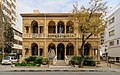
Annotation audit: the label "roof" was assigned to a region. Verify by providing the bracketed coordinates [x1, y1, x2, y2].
[20, 13, 73, 17]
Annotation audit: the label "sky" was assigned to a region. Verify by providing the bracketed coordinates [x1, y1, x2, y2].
[17, 0, 120, 31]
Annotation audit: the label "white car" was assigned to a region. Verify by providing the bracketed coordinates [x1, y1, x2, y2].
[1, 56, 18, 65]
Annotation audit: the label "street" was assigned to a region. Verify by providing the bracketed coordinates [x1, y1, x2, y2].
[0, 72, 120, 75]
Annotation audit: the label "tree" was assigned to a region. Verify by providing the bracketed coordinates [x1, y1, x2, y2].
[72, 0, 107, 67]
[3, 16, 14, 53]
[0, 9, 14, 54]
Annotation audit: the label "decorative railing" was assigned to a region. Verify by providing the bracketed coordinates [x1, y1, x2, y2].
[48, 33, 75, 38]
[65, 56, 69, 65]
[23, 34, 45, 38]
[53, 56, 57, 65]
[66, 33, 75, 38]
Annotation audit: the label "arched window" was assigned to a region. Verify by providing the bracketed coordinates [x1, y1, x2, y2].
[66, 43, 74, 55]
[48, 21, 56, 33]
[57, 21, 65, 33]
[84, 43, 92, 55]
[31, 21, 38, 33]
[31, 43, 38, 56]
[66, 21, 74, 33]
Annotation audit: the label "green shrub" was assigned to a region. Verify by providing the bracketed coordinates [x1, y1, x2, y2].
[34, 57, 43, 66]
[83, 56, 96, 66]
[15, 63, 27, 66]
[25, 56, 37, 64]
[43, 58, 50, 65]
[71, 56, 81, 65]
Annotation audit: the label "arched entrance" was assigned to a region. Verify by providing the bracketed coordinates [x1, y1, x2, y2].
[66, 43, 74, 55]
[57, 43, 65, 60]
[48, 43, 56, 60]
[31, 43, 38, 56]
[84, 43, 92, 55]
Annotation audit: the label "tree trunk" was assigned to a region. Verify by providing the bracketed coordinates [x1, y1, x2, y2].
[79, 34, 85, 67]
[79, 33, 92, 67]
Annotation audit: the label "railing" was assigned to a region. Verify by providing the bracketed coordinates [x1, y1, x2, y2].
[23, 33, 45, 38]
[65, 56, 69, 65]
[48, 33, 75, 38]
[53, 56, 57, 65]
[66, 33, 75, 38]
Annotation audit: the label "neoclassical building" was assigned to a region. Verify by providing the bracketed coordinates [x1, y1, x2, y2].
[21, 10, 100, 65]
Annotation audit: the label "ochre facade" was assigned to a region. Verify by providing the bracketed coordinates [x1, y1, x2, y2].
[21, 12, 100, 65]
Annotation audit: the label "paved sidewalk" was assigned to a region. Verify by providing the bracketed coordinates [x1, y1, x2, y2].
[0, 61, 120, 72]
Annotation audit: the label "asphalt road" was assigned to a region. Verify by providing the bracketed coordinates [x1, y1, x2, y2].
[0, 72, 120, 75]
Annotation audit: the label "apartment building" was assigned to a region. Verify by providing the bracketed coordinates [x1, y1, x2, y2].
[105, 7, 120, 62]
[0, 0, 22, 55]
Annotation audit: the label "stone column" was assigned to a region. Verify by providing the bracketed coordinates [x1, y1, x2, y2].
[65, 25, 66, 36]
[56, 25, 57, 34]
[29, 49, 32, 56]
[22, 48, 25, 62]
[65, 47, 66, 57]
[38, 48, 40, 57]
[56, 47, 57, 56]
[38, 26, 40, 34]
[97, 47, 100, 64]
[29, 26, 31, 34]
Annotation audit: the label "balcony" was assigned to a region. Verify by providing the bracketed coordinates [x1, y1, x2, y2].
[48, 33, 75, 38]
[23, 33, 45, 38]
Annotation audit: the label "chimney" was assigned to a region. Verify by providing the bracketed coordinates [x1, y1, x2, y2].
[33, 10, 40, 13]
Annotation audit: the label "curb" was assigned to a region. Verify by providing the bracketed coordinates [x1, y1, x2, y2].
[5, 69, 116, 72]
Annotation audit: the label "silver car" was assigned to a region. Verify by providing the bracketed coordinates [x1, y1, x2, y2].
[1, 56, 18, 65]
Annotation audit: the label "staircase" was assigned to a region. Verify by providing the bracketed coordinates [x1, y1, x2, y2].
[54, 60, 67, 66]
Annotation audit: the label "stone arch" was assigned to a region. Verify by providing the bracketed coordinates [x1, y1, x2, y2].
[84, 42, 92, 56]
[31, 20, 38, 33]
[66, 42, 74, 55]
[57, 43, 65, 60]
[31, 43, 38, 56]
[48, 43, 56, 53]
[48, 21, 56, 33]
[48, 43, 56, 60]
[57, 21, 65, 33]
[66, 21, 74, 33]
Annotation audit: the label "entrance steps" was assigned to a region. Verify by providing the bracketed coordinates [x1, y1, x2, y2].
[54, 60, 67, 66]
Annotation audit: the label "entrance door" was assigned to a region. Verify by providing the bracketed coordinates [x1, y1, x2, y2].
[57, 43, 64, 60]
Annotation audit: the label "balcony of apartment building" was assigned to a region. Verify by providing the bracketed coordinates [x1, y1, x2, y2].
[23, 20, 44, 38]
[48, 20, 75, 38]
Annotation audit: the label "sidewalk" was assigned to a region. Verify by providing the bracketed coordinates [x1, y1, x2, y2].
[0, 61, 120, 72]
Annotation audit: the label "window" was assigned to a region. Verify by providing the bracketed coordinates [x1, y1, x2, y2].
[40, 26, 43, 33]
[117, 40, 119, 45]
[109, 17, 115, 24]
[109, 41, 114, 46]
[109, 30, 115, 37]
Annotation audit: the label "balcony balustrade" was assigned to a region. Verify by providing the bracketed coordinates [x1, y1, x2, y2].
[48, 33, 75, 38]
[23, 33, 45, 38]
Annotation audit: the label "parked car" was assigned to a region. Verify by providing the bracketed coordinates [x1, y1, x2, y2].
[1, 56, 18, 65]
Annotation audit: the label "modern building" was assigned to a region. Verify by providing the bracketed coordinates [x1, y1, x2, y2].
[0, 0, 22, 55]
[12, 25, 22, 55]
[21, 10, 101, 65]
[105, 7, 120, 62]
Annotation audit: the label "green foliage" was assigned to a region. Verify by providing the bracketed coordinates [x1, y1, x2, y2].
[71, 56, 82, 65]
[43, 58, 50, 65]
[70, 56, 96, 66]
[34, 57, 43, 66]
[83, 56, 96, 66]
[25, 56, 37, 64]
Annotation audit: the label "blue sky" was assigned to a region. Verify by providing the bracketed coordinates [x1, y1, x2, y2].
[17, 0, 120, 30]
